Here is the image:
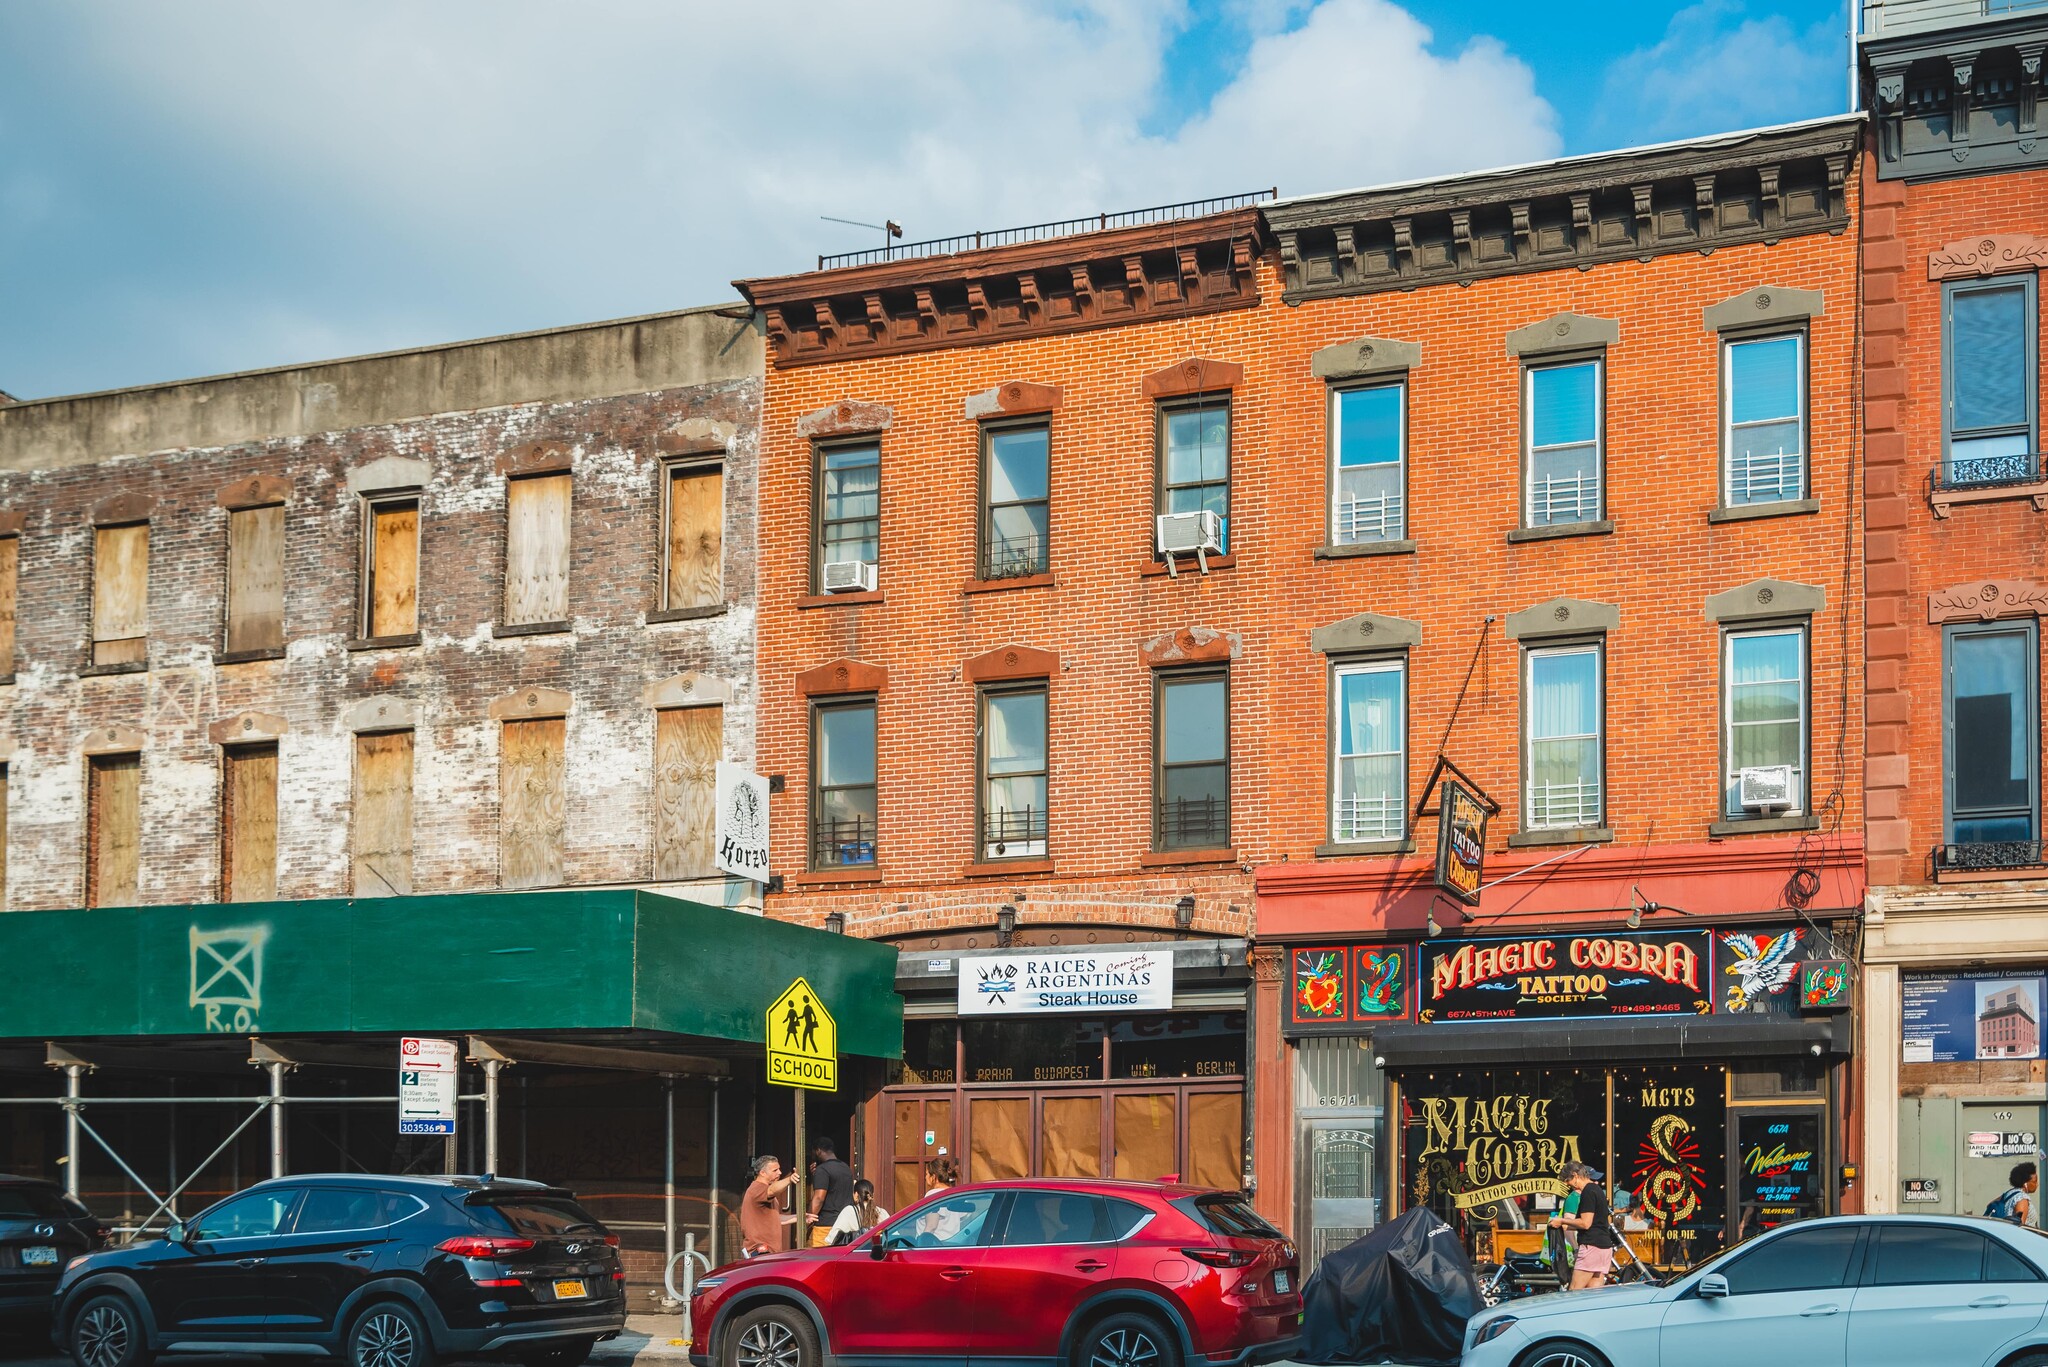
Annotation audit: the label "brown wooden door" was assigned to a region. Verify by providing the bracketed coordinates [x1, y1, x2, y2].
[891, 1094, 954, 1214]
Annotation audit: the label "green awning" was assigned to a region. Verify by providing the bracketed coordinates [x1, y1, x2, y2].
[3, 889, 901, 1058]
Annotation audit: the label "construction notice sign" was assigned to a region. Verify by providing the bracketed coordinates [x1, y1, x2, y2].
[767, 978, 837, 1092]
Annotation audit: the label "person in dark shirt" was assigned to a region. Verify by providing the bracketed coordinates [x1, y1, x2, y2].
[806, 1136, 855, 1248]
[1548, 1162, 1619, 1290]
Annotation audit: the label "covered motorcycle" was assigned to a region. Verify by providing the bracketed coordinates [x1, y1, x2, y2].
[1298, 1208, 1483, 1366]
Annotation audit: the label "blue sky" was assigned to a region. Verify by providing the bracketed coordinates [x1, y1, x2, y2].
[0, 1, 1856, 401]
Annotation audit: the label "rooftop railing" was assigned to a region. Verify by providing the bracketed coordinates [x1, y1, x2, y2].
[1864, 0, 2048, 38]
[817, 189, 1276, 271]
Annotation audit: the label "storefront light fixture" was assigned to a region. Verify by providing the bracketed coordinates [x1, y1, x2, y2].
[1175, 895, 1196, 930]
[996, 904, 1018, 946]
[823, 911, 845, 935]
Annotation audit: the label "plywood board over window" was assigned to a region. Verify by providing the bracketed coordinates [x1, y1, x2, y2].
[225, 505, 286, 653]
[0, 537, 18, 676]
[504, 474, 571, 626]
[353, 731, 414, 896]
[87, 753, 140, 907]
[499, 717, 566, 889]
[665, 463, 723, 611]
[92, 524, 149, 666]
[1186, 1092, 1245, 1190]
[652, 705, 721, 880]
[222, 743, 278, 903]
[363, 498, 419, 638]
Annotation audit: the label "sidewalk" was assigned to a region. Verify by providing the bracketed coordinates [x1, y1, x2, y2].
[590, 1323, 1426, 1367]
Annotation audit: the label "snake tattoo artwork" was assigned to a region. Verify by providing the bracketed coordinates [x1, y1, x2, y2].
[1632, 1113, 1705, 1223]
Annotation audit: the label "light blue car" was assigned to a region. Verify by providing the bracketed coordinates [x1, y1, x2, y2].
[1463, 1215, 2048, 1367]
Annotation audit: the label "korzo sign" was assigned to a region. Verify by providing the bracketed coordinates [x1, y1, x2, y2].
[958, 950, 1173, 1016]
[714, 762, 771, 883]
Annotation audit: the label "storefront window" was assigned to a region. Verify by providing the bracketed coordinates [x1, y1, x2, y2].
[894, 1020, 957, 1085]
[1612, 1065, 1727, 1267]
[1112, 1012, 1245, 1079]
[962, 1017, 1105, 1083]
[1402, 1067, 1607, 1243]
[1732, 1110, 1824, 1238]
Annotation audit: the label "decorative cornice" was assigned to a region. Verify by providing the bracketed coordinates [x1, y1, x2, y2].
[1703, 285, 1825, 332]
[1139, 626, 1240, 668]
[735, 208, 1265, 369]
[341, 695, 418, 733]
[796, 658, 888, 697]
[497, 440, 574, 477]
[90, 492, 155, 526]
[1504, 596, 1620, 640]
[207, 711, 289, 746]
[1705, 578, 1826, 623]
[643, 671, 734, 709]
[797, 400, 894, 442]
[346, 455, 431, 496]
[965, 381, 1063, 421]
[657, 418, 737, 457]
[963, 644, 1058, 683]
[1141, 357, 1243, 399]
[1310, 612, 1422, 654]
[1265, 118, 1857, 302]
[1505, 313, 1618, 359]
[1929, 233, 2048, 281]
[487, 687, 572, 721]
[216, 475, 292, 510]
[80, 724, 146, 755]
[0, 510, 22, 538]
[1930, 578, 2048, 623]
[1310, 336, 1421, 381]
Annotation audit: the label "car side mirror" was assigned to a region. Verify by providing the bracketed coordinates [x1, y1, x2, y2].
[1696, 1273, 1729, 1300]
[164, 1223, 187, 1246]
[868, 1236, 888, 1261]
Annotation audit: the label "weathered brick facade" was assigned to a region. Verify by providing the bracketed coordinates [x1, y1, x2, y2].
[0, 307, 762, 909]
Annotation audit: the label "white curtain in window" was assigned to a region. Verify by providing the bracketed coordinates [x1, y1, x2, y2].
[1528, 650, 1599, 825]
[1336, 667, 1403, 840]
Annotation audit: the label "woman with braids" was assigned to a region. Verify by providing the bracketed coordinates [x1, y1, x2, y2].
[1547, 1162, 1619, 1290]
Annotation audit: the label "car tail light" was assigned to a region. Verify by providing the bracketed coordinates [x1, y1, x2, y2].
[438, 1236, 537, 1258]
[474, 1277, 522, 1288]
[603, 1234, 620, 1247]
[1181, 1247, 1257, 1268]
[612, 1270, 627, 1281]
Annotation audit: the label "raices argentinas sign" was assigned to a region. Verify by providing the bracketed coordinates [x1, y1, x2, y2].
[958, 949, 1174, 1016]
[1419, 931, 1715, 1022]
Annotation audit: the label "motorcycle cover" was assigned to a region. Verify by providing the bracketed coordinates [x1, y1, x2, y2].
[1297, 1208, 1482, 1366]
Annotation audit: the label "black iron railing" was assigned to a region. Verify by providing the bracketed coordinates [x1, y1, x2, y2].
[1936, 841, 2048, 873]
[818, 190, 1277, 270]
[980, 532, 1048, 581]
[810, 816, 876, 868]
[982, 807, 1048, 858]
[1156, 795, 1230, 850]
[1931, 451, 2045, 492]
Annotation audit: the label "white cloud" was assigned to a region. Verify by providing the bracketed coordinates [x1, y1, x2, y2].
[1591, 1, 1849, 147]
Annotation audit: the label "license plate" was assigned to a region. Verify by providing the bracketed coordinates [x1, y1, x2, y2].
[21, 1247, 57, 1267]
[553, 1280, 588, 1300]
[1272, 1270, 1290, 1293]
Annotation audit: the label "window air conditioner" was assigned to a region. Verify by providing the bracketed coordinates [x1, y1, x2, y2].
[1155, 510, 1224, 558]
[1738, 765, 1796, 812]
[821, 559, 878, 593]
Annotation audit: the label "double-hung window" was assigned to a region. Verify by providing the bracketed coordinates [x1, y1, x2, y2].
[1156, 672, 1229, 849]
[1525, 645, 1603, 829]
[1724, 628, 1807, 817]
[981, 423, 1049, 580]
[816, 443, 880, 584]
[1945, 622, 2038, 848]
[1525, 361, 1602, 527]
[979, 686, 1048, 860]
[810, 699, 877, 868]
[1331, 383, 1405, 544]
[1159, 400, 1230, 552]
[1944, 276, 2039, 485]
[1332, 660, 1405, 843]
[1724, 334, 1806, 505]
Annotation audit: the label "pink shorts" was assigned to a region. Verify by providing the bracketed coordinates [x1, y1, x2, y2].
[1574, 1244, 1615, 1276]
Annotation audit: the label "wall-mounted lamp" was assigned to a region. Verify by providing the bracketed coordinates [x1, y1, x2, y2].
[996, 904, 1018, 947]
[1426, 908, 1443, 938]
[823, 911, 845, 935]
[1174, 896, 1196, 930]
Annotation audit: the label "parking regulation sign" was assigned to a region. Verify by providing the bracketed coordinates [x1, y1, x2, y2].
[399, 1036, 459, 1135]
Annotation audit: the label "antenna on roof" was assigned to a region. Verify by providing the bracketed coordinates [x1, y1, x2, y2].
[820, 216, 904, 262]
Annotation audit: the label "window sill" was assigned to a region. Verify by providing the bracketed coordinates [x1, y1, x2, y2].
[788, 866, 886, 887]
[1708, 813, 1819, 837]
[79, 661, 148, 678]
[345, 633, 422, 652]
[1316, 838, 1416, 858]
[492, 620, 573, 639]
[647, 603, 730, 624]
[1140, 554, 1236, 578]
[1315, 540, 1416, 560]
[0, 673, 13, 687]
[798, 590, 884, 609]
[1139, 846, 1238, 867]
[1506, 826, 1614, 849]
[1708, 498, 1818, 524]
[213, 647, 287, 666]
[962, 858, 1056, 878]
[1506, 520, 1614, 544]
[963, 573, 1056, 595]
[1935, 864, 2048, 885]
[1929, 478, 2048, 519]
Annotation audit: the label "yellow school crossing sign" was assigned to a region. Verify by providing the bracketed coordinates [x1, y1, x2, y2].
[767, 977, 837, 1092]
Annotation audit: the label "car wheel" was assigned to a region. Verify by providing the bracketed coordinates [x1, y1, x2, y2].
[70, 1295, 148, 1367]
[1514, 1343, 1610, 1367]
[724, 1306, 819, 1367]
[347, 1302, 437, 1367]
[1077, 1312, 1180, 1367]
[521, 1339, 597, 1367]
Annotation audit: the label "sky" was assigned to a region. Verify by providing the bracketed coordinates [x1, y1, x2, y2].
[0, 0, 1857, 400]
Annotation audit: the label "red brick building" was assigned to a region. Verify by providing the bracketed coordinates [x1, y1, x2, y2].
[1858, 0, 2048, 1221]
[740, 116, 1866, 1265]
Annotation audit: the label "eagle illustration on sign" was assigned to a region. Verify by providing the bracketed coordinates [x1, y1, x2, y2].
[1721, 929, 1803, 1012]
[766, 977, 838, 1092]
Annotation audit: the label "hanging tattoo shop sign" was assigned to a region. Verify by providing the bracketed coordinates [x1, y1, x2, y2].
[1414, 1090, 1585, 1210]
[1418, 930, 1716, 1022]
[1435, 780, 1489, 906]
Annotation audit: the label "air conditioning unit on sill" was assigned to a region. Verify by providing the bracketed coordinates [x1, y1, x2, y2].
[821, 559, 878, 593]
[1737, 764, 1796, 812]
[1156, 510, 1224, 561]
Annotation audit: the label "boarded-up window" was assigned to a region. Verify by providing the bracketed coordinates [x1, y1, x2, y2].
[92, 524, 149, 666]
[222, 743, 278, 902]
[664, 463, 723, 611]
[1186, 1092, 1244, 1190]
[0, 536, 17, 676]
[499, 717, 566, 889]
[652, 705, 721, 880]
[1041, 1095, 1103, 1177]
[363, 498, 419, 638]
[968, 1097, 1032, 1182]
[353, 731, 414, 896]
[225, 505, 286, 654]
[87, 753, 140, 907]
[1112, 1093, 1178, 1181]
[504, 474, 571, 626]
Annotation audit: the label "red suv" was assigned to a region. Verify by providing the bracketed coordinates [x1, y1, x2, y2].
[689, 1180, 1299, 1367]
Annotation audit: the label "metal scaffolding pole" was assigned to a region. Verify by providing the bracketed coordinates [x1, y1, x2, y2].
[268, 1061, 288, 1179]
[707, 1081, 721, 1268]
[663, 1076, 676, 1283]
[483, 1059, 502, 1175]
[62, 1064, 83, 1200]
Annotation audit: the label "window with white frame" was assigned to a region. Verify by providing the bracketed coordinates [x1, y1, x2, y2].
[1331, 383, 1405, 544]
[1943, 275, 2039, 484]
[1525, 644, 1602, 829]
[1333, 660, 1405, 842]
[1724, 335, 1806, 506]
[1724, 627, 1806, 817]
[980, 685, 1048, 860]
[1525, 360, 1602, 526]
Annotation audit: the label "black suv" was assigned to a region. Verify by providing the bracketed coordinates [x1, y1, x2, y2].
[53, 1175, 623, 1367]
[0, 1175, 106, 1324]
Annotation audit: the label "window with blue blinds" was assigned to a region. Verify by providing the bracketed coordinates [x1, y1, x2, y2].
[1944, 277, 2038, 484]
